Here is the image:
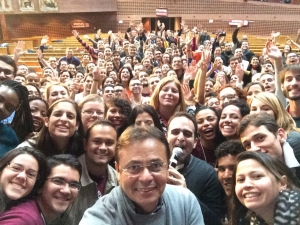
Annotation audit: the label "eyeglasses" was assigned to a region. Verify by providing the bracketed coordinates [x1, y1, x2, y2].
[121, 161, 168, 175]
[7, 162, 38, 180]
[104, 90, 115, 93]
[208, 102, 220, 107]
[47, 177, 81, 191]
[82, 110, 104, 116]
[150, 80, 160, 85]
[130, 83, 141, 87]
[219, 94, 237, 101]
[0, 67, 13, 76]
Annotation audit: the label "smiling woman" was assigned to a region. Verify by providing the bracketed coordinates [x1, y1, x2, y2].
[0, 80, 34, 156]
[0, 147, 47, 213]
[150, 76, 186, 133]
[229, 151, 300, 225]
[18, 99, 84, 157]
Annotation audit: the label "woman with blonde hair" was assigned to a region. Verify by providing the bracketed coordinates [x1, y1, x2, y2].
[44, 82, 70, 105]
[78, 94, 105, 133]
[249, 92, 300, 134]
[150, 76, 186, 133]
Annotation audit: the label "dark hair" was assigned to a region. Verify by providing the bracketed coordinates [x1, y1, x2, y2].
[26, 82, 41, 97]
[0, 55, 17, 76]
[217, 84, 247, 103]
[85, 119, 117, 140]
[205, 91, 217, 99]
[102, 76, 115, 87]
[133, 55, 141, 63]
[1, 80, 34, 142]
[243, 82, 264, 97]
[238, 112, 279, 137]
[117, 67, 133, 86]
[194, 105, 225, 142]
[103, 84, 115, 91]
[36, 99, 84, 157]
[129, 105, 163, 132]
[116, 126, 171, 163]
[105, 98, 132, 137]
[279, 64, 300, 84]
[168, 112, 198, 139]
[0, 147, 47, 212]
[46, 154, 82, 178]
[247, 55, 262, 72]
[28, 95, 49, 110]
[222, 100, 250, 118]
[215, 140, 245, 160]
[229, 151, 297, 225]
[59, 70, 72, 78]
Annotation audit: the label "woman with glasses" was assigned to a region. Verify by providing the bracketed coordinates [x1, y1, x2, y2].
[0, 154, 81, 225]
[217, 84, 247, 106]
[0, 147, 47, 213]
[78, 94, 105, 133]
[193, 105, 225, 166]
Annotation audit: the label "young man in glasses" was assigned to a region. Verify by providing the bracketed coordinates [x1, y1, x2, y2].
[80, 126, 204, 225]
[0, 154, 81, 224]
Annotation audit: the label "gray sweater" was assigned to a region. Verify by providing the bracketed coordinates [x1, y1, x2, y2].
[79, 185, 204, 225]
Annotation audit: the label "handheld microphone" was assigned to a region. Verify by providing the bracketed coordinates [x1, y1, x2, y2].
[169, 147, 183, 168]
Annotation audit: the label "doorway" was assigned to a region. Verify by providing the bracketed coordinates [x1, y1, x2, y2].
[142, 17, 180, 32]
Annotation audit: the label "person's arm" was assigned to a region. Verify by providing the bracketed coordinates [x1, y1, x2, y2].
[84, 34, 98, 46]
[232, 21, 243, 44]
[72, 30, 92, 51]
[296, 29, 300, 44]
[194, 50, 210, 104]
[265, 40, 286, 107]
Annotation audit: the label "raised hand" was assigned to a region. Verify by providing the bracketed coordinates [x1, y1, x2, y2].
[41, 35, 49, 45]
[181, 83, 195, 102]
[72, 30, 79, 38]
[265, 39, 282, 60]
[92, 66, 105, 81]
[202, 49, 211, 65]
[157, 20, 161, 28]
[14, 41, 26, 57]
[216, 72, 226, 86]
[237, 21, 244, 28]
[235, 64, 244, 82]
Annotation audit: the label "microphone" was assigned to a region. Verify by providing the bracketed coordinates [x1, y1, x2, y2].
[169, 147, 183, 168]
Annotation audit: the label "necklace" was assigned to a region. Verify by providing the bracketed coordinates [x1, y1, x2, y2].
[199, 139, 207, 162]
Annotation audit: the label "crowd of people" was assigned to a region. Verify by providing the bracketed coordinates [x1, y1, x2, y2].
[0, 19, 299, 224]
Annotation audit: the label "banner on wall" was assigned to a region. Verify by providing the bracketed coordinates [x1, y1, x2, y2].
[71, 20, 90, 29]
[229, 20, 249, 26]
[156, 8, 167, 17]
